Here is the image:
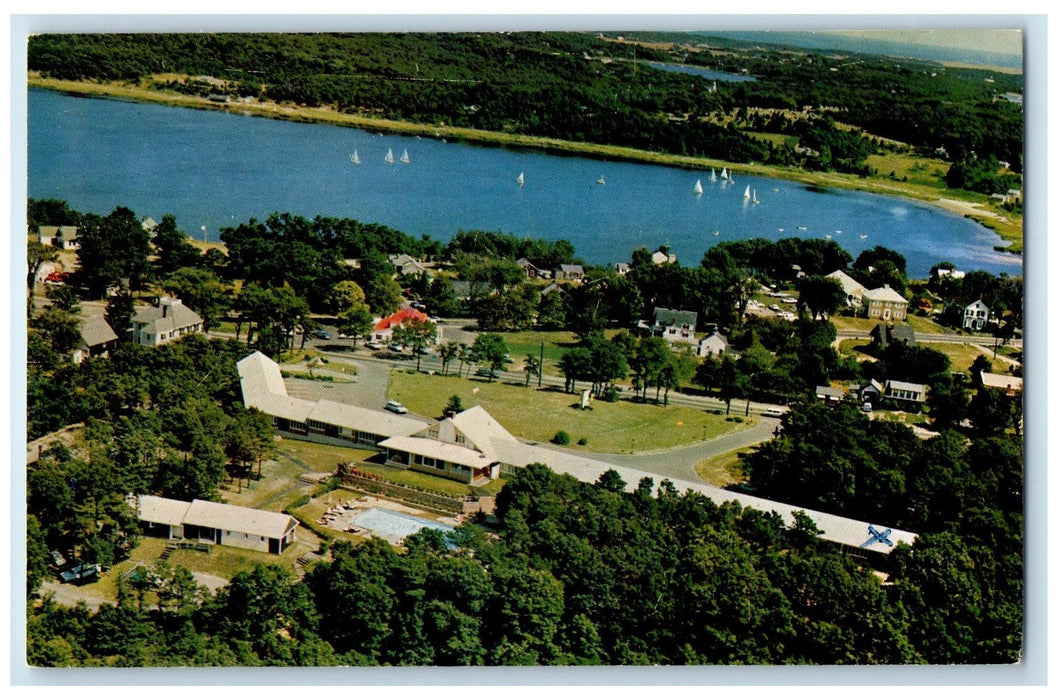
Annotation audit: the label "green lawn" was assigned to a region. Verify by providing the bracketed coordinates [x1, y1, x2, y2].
[927, 342, 993, 373]
[165, 538, 312, 579]
[693, 447, 748, 487]
[389, 372, 756, 454]
[866, 151, 950, 188]
[830, 314, 953, 335]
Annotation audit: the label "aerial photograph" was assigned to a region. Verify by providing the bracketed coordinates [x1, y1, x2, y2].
[20, 22, 1030, 677]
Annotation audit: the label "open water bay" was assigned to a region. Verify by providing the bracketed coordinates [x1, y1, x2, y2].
[28, 87, 1022, 279]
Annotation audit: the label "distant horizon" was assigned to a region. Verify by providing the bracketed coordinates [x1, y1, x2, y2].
[698, 29, 1023, 71]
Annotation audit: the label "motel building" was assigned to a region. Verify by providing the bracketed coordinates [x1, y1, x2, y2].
[136, 495, 298, 555]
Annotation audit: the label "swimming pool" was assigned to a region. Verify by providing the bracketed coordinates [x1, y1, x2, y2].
[351, 507, 455, 545]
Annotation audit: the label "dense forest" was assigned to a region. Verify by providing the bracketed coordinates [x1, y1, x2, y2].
[27, 32, 1023, 184]
[28, 454, 1022, 666]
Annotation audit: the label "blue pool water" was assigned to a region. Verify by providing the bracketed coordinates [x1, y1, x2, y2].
[351, 507, 455, 544]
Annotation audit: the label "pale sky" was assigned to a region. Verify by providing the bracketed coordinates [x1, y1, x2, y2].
[824, 29, 1022, 57]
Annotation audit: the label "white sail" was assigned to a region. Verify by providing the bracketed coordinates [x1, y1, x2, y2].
[720, 167, 728, 179]
[400, 148, 410, 164]
[351, 149, 360, 165]
[385, 148, 395, 164]
[597, 175, 605, 185]
[710, 169, 717, 182]
[744, 185, 751, 200]
[693, 179, 703, 195]
[752, 189, 759, 204]
[516, 172, 525, 186]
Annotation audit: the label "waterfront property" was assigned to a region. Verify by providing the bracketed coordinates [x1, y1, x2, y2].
[72, 316, 118, 364]
[136, 495, 298, 554]
[37, 224, 79, 250]
[130, 297, 203, 346]
[862, 285, 909, 321]
[643, 307, 698, 344]
[827, 269, 868, 309]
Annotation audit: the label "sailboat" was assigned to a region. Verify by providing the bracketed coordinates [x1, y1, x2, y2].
[693, 179, 703, 195]
[752, 189, 759, 204]
[516, 172, 525, 187]
[743, 185, 751, 200]
[350, 149, 360, 165]
[597, 175, 606, 185]
[710, 169, 717, 182]
[400, 148, 410, 164]
[720, 167, 728, 180]
[385, 148, 395, 164]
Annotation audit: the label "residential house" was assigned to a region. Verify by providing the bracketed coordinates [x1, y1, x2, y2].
[388, 253, 428, 277]
[696, 331, 728, 358]
[136, 495, 298, 555]
[553, 264, 585, 281]
[72, 316, 118, 364]
[826, 269, 868, 309]
[651, 250, 677, 265]
[961, 299, 990, 331]
[613, 262, 630, 276]
[884, 379, 927, 408]
[516, 258, 545, 278]
[815, 385, 845, 403]
[37, 225, 79, 250]
[935, 267, 966, 280]
[130, 297, 203, 346]
[979, 371, 1023, 396]
[644, 307, 698, 345]
[371, 308, 431, 344]
[849, 379, 885, 406]
[870, 322, 916, 352]
[862, 285, 909, 321]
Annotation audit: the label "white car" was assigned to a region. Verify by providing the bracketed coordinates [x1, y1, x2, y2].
[763, 407, 785, 418]
[384, 400, 408, 414]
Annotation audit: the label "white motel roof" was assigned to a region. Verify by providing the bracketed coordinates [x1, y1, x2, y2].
[379, 435, 495, 470]
[137, 494, 191, 526]
[238, 351, 289, 397]
[980, 371, 1023, 392]
[136, 495, 297, 540]
[308, 399, 428, 436]
[183, 499, 297, 539]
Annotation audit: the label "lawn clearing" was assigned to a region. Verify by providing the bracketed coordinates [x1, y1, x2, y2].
[926, 342, 994, 373]
[866, 151, 950, 188]
[693, 447, 748, 488]
[388, 372, 756, 454]
[497, 329, 623, 375]
[830, 314, 954, 335]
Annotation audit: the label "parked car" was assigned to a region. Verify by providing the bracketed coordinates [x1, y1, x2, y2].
[763, 407, 785, 418]
[861, 402, 873, 413]
[364, 341, 381, 350]
[768, 304, 781, 312]
[388, 343, 404, 353]
[49, 550, 67, 569]
[311, 329, 331, 340]
[337, 332, 349, 339]
[59, 563, 100, 584]
[385, 400, 408, 414]
[475, 367, 501, 379]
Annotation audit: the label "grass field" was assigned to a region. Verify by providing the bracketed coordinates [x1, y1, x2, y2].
[693, 447, 748, 487]
[866, 151, 950, 188]
[926, 342, 993, 373]
[388, 372, 756, 454]
[830, 313, 953, 335]
[497, 329, 624, 375]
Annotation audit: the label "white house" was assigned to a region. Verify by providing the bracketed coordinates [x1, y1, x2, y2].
[553, 264, 585, 281]
[651, 250, 677, 265]
[979, 371, 1022, 396]
[696, 332, 728, 358]
[884, 379, 927, 406]
[644, 307, 698, 345]
[130, 297, 203, 346]
[37, 225, 79, 250]
[962, 299, 990, 331]
[826, 269, 868, 309]
[388, 253, 428, 277]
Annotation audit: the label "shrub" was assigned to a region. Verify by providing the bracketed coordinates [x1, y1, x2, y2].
[552, 430, 571, 445]
[577, 437, 588, 445]
[284, 494, 311, 512]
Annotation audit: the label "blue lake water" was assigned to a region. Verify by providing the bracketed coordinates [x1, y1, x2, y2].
[645, 62, 756, 82]
[28, 87, 1022, 279]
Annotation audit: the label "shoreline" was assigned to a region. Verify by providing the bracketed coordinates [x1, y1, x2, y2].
[29, 77, 1023, 256]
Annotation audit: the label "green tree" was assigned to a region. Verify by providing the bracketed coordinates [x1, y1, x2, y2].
[336, 304, 375, 348]
[152, 214, 201, 277]
[164, 266, 233, 332]
[470, 332, 509, 381]
[797, 275, 845, 320]
[392, 318, 437, 372]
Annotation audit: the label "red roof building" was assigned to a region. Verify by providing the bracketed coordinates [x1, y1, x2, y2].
[372, 308, 429, 342]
